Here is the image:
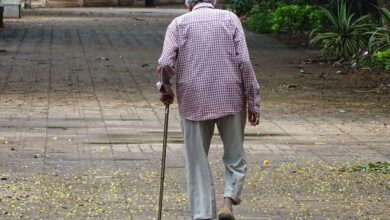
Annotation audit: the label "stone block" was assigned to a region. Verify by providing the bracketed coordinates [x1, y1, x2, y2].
[2, 0, 20, 18]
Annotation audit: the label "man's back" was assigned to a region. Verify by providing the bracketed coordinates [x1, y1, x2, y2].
[158, 2, 259, 121]
[174, 5, 244, 120]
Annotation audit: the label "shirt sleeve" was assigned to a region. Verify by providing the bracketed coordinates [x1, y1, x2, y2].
[232, 14, 260, 113]
[157, 19, 179, 93]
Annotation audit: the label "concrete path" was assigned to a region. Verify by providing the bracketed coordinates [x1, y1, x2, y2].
[0, 9, 389, 219]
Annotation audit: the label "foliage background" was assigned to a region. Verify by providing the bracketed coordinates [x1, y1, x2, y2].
[228, 0, 390, 70]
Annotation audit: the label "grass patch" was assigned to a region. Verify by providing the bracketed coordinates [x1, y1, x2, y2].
[339, 162, 390, 173]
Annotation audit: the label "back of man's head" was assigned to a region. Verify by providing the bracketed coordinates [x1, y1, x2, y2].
[185, 0, 217, 8]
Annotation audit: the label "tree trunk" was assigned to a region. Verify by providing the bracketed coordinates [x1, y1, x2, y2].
[0, 6, 3, 28]
[356, 0, 364, 15]
[379, 0, 390, 10]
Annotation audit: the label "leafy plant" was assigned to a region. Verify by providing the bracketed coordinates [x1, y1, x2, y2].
[254, 0, 338, 8]
[253, 0, 276, 10]
[228, 0, 255, 16]
[368, 8, 390, 54]
[272, 4, 325, 33]
[310, 0, 373, 61]
[374, 49, 390, 70]
[339, 162, 390, 173]
[367, 29, 389, 58]
[244, 4, 325, 34]
[245, 6, 274, 33]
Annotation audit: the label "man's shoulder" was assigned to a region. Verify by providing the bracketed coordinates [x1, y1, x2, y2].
[216, 9, 238, 18]
[212, 9, 239, 20]
[218, 9, 241, 24]
[173, 8, 239, 25]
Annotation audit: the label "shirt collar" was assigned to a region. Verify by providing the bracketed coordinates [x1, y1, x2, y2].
[193, 2, 215, 11]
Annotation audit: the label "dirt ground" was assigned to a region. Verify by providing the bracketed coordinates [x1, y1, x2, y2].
[249, 31, 390, 122]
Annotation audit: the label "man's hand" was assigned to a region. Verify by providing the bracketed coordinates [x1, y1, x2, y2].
[248, 111, 260, 126]
[160, 89, 174, 106]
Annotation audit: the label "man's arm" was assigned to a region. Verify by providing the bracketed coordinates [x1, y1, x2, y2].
[157, 20, 179, 95]
[232, 14, 261, 125]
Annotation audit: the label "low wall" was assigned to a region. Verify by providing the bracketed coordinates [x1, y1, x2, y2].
[31, 0, 227, 7]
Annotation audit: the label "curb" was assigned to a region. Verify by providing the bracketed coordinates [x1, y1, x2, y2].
[22, 8, 187, 18]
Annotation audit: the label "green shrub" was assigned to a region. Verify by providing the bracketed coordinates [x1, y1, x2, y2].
[254, 0, 338, 8]
[272, 4, 325, 33]
[310, 0, 373, 60]
[244, 4, 325, 34]
[307, 6, 327, 29]
[374, 49, 390, 70]
[228, 0, 255, 16]
[245, 10, 274, 33]
[253, 0, 277, 11]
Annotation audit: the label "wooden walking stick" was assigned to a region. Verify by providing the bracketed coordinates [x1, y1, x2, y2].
[158, 104, 170, 220]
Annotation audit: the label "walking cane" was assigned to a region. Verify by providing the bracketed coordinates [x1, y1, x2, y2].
[158, 103, 170, 220]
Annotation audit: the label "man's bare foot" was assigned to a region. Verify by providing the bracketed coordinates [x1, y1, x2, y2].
[222, 197, 234, 211]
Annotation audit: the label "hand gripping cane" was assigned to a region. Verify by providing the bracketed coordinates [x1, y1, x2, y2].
[158, 103, 170, 220]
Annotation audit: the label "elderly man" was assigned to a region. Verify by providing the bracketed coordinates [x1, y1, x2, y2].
[157, 0, 260, 219]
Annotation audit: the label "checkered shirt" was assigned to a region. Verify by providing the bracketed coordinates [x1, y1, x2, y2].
[157, 3, 260, 121]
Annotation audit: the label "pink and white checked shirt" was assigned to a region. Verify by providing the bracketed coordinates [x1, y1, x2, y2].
[157, 3, 260, 121]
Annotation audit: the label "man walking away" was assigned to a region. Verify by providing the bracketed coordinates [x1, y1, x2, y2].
[157, 0, 260, 219]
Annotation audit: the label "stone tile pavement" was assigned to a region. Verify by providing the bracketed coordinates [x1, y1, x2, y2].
[0, 9, 389, 219]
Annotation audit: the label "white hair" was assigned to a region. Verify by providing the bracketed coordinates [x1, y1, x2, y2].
[185, 0, 217, 7]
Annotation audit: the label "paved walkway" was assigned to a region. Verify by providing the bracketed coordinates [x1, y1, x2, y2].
[0, 9, 389, 219]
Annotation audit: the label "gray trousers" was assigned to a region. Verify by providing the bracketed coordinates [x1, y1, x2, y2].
[181, 110, 247, 220]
